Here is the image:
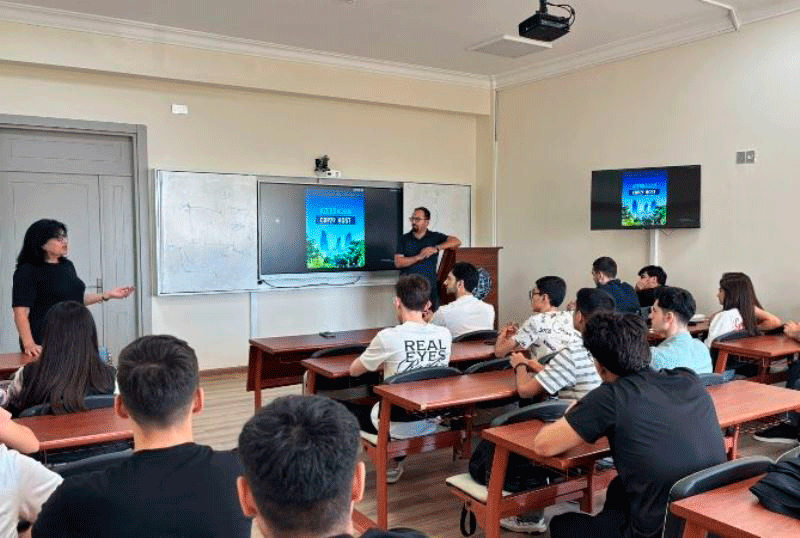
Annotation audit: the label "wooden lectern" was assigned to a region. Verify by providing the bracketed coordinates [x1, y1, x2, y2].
[437, 247, 502, 328]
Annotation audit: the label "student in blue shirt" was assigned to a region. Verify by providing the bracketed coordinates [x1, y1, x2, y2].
[649, 286, 712, 373]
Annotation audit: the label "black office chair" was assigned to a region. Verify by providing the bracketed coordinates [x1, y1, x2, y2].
[697, 372, 725, 387]
[463, 357, 510, 374]
[710, 329, 756, 378]
[309, 344, 368, 359]
[664, 456, 773, 538]
[777, 446, 800, 463]
[50, 449, 133, 478]
[307, 344, 379, 397]
[18, 394, 116, 418]
[382, 366, 463, 422]
[489, 399, 571, 427]
[453, 330, 498, 343]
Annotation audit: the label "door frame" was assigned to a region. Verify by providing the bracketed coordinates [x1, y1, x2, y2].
[0, 114, 152, 336]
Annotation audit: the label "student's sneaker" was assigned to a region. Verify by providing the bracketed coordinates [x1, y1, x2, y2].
[753, 422, 800, 445]
[499, 513, 547, 534]
[386, 460, 404, 484]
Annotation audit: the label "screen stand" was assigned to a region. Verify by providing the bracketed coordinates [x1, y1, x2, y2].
[648, 229, 660, 265]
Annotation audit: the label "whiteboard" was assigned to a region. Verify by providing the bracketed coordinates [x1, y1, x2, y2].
[156, 171, 258, 294]
[403, 183, 471, 246]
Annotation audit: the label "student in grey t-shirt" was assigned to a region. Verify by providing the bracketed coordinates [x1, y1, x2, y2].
[648, 287, 712, 374]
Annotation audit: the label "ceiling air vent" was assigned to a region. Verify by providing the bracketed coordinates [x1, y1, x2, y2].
[468, 34, 552, 58]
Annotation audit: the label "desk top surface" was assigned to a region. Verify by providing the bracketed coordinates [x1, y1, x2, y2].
[483, 420, 610, 471]
[14, 407, 133, 451]
[0, 352, 30, 377]
[712, 334, 800, 357]
[373, 369, 516, 412]
[249, 328, 383, 355]
[709, 380, 800, 427]
[301, 340, 496, 379]
[670, 475, 800, 538]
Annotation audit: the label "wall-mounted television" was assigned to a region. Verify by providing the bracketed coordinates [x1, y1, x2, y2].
[259, 181, 402, 275]
[591, 165, 701, 230]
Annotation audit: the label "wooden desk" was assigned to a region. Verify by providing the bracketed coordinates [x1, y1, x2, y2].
[14, 407, 133, 452]
[0, 352, 31, 378]
[648, 321, 710, 344]
[477, 420, 612, 538]
[300, 340, 496, 393]
[712, 335, 800, 384]
[247, 328, 382, 409]
[670, 475, 800, 538]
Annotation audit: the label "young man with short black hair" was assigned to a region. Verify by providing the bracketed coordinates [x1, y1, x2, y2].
[591, 256, 641, 314]
[649, 286, 712, 373]
[238, 395, 427, 538]
[535, 313, 726, 538]
[33, 335, 250, 538]
[430, 262, 494, 338]
[636, 265, 667, 307]
[349, 275, 452, 481]
[500, 288, 612, 534]
[495, 276, 574, 359]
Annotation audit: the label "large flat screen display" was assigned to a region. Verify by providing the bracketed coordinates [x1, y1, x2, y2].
[259, 182, 402, 275]
[591, 165, 700, 229]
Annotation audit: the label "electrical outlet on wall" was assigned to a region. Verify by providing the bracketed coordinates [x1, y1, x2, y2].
[736, 149, 756, 164]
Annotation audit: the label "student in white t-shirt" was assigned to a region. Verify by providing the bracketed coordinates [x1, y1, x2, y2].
[349, 274, 452, 483]
[705, 272, 781, 346]
[494, 276, 574, 359]
[1, 407, 62, 536]
[429, 262, 494, 338]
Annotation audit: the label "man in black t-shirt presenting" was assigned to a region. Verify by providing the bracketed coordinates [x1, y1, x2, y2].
[395, 207, 461, 310]
[532, 312, 726, 538]
[33, 335, 250, 538]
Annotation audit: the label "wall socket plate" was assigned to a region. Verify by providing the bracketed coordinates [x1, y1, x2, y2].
[736, 150, 756, 164]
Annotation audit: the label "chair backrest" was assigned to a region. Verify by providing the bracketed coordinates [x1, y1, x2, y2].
[697, 373, 725, 387]
[709, 329, 752, 361]
[452, 329, 498, 343]
[664, 456, 772, 538]
[51, 449, 133, 478]
[309, 344, 368, 359]
[777, 446, 800, 463]
[18, 394, 116, 417]
[464, 357, 510, 374]
[640, 306, 652, 321]
[489, 399, 572, 427]
[384, 366, 463, 385]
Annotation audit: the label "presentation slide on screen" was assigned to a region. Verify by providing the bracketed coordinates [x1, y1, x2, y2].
[305, 187, 366, 270]
[621, 169, 668, 227]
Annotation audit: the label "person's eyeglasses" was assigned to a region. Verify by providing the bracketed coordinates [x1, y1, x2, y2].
[529, 289, 541, 300]
[409, 217, 426, 222]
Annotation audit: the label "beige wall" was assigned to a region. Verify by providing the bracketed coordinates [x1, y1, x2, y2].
[496, 11, 800, 325]
[0, 22, 488, 369]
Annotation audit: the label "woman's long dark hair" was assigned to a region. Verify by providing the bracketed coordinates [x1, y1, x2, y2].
[13, 301, 115, 414]
[16, 219, 67, 267]
[719, 272, 761, 336]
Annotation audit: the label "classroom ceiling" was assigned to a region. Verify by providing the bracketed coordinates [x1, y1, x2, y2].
[6, 0, 799, 80]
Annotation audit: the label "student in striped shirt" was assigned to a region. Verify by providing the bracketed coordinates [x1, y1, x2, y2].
[501, 288, 614, 534]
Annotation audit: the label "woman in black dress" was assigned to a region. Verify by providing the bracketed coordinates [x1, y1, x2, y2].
[12, 219, 134, 357]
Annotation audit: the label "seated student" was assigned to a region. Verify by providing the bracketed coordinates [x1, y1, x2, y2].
[649, 287, 712, 373]
[705, 272, 782, 346]
[1, 407, 63, 537]
[349, 275, 452, 481]
[429, 262, 494, 338]
[635, 265, 667, 308]
[753, 320, 800, 444]
[495, 276, 574, 359]
[237, 394, 427, 538]
[2, 301, 115, 415]
[33, 335, 250, 538]
[591, 256, 641, 314]
[534, 312, 726, 538]
[500, 288, 612, 535]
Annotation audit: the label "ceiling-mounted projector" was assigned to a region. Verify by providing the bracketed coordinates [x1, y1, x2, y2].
[519, 0, 575, 42]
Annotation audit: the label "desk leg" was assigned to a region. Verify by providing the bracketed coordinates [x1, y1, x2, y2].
[681, 521, 708, 538]
[581, 464, 596, 514]
[729, 425, 740, 460]
[251, 346, 263, 411]
[306, 371, 317, 395]
[462, 404, 475, 460]
[485, 445, 509, 538]
[714, 350, 729, 374]
[377, 399, 391, 529]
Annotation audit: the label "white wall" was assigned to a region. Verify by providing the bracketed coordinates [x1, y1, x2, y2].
[0, 22, 488, 369]
[496, 11, 800, 325]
